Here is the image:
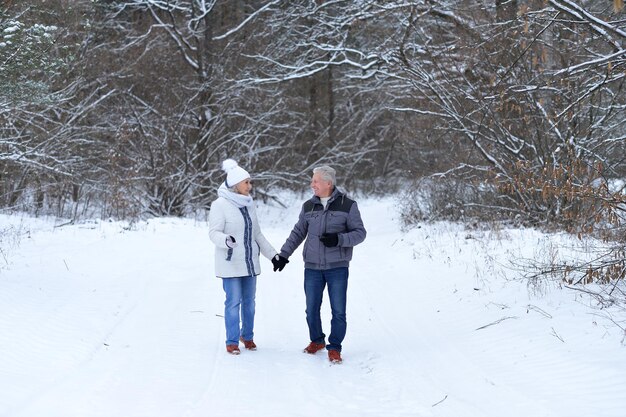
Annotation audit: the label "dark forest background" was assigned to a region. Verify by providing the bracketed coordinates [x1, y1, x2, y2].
[2, 0, 626, 286]
[1, 0, 624, 224]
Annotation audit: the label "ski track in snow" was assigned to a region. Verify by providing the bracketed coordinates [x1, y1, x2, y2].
[1, 197, 625, 417]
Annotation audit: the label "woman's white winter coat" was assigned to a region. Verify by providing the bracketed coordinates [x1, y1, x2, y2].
[209, 197, 277, 278]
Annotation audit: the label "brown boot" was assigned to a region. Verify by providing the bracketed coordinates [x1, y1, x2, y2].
[303, 341, 326, 354]
[328, 350, 342, 364]
[226, 344, 240, 355]
[240, 337, 257, 351]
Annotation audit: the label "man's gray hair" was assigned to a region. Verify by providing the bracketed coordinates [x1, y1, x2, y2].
[313, 165, 336, 185]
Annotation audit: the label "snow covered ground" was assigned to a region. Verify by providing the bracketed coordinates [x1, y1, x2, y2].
[1, 195, 625, 417]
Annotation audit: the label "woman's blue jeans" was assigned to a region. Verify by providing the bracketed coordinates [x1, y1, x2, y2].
[304, 267, 349, 352]
[222, 276, 257, 345]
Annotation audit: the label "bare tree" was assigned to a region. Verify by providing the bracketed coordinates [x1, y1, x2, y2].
[0, 0, 109, 216]
[2, 0, 623, 223]
[255, 1, 625, 220]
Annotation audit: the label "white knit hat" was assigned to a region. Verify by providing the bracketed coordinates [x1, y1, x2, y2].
[222, 159, 250, 188]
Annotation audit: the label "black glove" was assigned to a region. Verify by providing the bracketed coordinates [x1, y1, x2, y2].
[272, 254, 289, 272]
[320, 233, 339, 247]
[225, 236, 237, 248]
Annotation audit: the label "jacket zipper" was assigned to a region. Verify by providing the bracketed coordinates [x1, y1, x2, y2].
[319, 203, 326, 268]
[320, 195, 335, 268]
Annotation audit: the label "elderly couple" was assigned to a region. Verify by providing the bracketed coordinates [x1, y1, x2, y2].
[208, 159, 367, 364]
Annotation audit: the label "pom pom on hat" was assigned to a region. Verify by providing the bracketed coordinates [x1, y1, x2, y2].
[222, 159, 238, 172]
[222, 159, 250, 188]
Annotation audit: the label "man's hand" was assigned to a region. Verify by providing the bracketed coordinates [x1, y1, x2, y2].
[225, 236, 237, 248]
[272, 254, 289, 272]
[320, 233, 339, 247]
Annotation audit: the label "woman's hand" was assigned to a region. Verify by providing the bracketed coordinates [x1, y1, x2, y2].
[225, 236, 238, 248]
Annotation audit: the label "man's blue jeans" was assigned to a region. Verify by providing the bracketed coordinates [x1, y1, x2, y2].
[304, 267, 349, 352]
[222, 276, 257, 345]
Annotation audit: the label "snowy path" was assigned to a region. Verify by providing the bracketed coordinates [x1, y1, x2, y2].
[1, 198, 625, 417]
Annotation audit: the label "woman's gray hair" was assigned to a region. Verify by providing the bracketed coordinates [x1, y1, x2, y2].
[313, 165, 336, 185]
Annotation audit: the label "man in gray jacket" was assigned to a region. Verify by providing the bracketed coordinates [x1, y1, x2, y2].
[273, 165, 366, 364]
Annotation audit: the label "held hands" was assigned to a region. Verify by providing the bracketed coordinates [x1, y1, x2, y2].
[320, 233, 339, 247]
[272, 254, 289, 272]
[225, 236, 237, 249]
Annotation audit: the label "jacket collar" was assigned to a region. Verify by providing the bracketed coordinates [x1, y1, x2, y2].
[310, 187, 343, 206]
[218, 182, 254, 208]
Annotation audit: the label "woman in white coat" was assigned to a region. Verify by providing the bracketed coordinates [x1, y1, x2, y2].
[209, 159, 279, 355]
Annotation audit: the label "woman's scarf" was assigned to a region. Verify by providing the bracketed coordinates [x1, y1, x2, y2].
[217, 182, 253, 208]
